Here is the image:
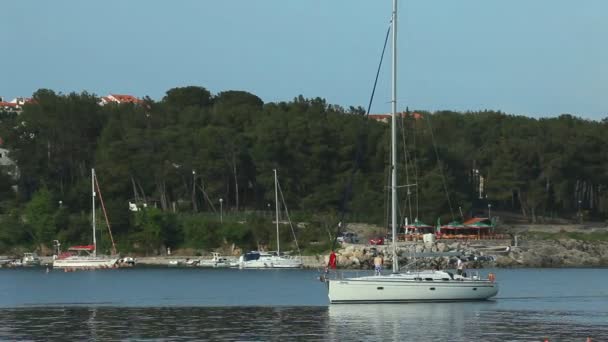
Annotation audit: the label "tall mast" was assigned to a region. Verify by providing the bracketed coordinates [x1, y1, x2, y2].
[274, 169, 280, 255]
[391, 0, 399, 273]
[92, 168, 97, 257]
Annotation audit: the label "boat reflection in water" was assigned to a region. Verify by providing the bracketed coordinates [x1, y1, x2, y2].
[2, 304, 607, 341]
[328, 303, 473, 341]
[328, 301, 607, 341]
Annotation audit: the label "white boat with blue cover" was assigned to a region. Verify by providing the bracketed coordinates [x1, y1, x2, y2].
[238, 169, 303, 269]
[238, 251, 302, 269]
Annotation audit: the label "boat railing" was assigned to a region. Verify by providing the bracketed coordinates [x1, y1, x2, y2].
[399, 260, 419, 271]
[318, 268, 491, 283]
[464, 270, 480, 280]
[319, 269, 376, 281]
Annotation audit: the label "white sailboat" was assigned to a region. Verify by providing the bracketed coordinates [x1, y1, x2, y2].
[326, 0, 498, 303]
[238, 169, 303, 269]
[53, 169, 119, 269]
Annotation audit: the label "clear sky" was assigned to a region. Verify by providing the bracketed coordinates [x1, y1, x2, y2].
[1, 0, 606, 119]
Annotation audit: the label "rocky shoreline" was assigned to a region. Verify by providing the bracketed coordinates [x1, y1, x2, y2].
[318, 237, 608, 270]
[126, 236, 608, 269]
[9, 233, 608, 270]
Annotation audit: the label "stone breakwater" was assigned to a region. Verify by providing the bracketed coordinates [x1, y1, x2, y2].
[316, 238, 608, 269]
[93, 238, 608, 269]
[497, 238, 608, 268]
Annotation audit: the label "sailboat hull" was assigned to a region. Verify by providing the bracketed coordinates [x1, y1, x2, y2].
[328, 274, 498, 304]
[53, 257, 119, 269]
[238, 254, 303, 269]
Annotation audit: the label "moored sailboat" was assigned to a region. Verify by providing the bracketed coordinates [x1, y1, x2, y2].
[326, 0, 498, 303]
[53, 169, 119, 270]
[238, 169, 303, 269]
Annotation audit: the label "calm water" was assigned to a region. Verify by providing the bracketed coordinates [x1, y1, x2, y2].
[1, 267, 607, 341]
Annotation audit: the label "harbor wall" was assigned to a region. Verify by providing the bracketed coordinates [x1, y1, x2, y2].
[27, 236, 608, 269]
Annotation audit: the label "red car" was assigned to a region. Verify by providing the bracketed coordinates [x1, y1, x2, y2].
[369, 236, 384, 245]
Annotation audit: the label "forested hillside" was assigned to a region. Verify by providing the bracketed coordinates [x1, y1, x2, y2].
[0, 86, 606, 254]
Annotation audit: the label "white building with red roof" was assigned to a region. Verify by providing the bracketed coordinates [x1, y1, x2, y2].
[368, 112, 423, 123]
[99, 94, 143, 105]
[0, 97, 34, 113]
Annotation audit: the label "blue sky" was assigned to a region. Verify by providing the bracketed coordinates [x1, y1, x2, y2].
[1, 0, 606, 119]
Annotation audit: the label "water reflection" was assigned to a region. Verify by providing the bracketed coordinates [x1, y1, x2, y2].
[1, 305, 608, 341]
[2, 268, 608, 340]
[0, 307, 330, 341]
[328, 302, 608, 341]
[329, 303, 480, 341]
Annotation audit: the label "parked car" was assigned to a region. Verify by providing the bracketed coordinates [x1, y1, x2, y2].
[369, 236, 384, 245]
[337, 232, 359, 244]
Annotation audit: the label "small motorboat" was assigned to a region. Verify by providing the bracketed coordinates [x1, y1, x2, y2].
[168, 260, 184, 267]
[199, 252, 233, 268]
[22, 252, 42, 267]
[118, 256, 136, 267]
[168, 258, 199, 267]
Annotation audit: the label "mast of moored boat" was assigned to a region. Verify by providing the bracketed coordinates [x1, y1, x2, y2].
[391, 0, 399, 273]
[274, 168, 280, 255]
[92, 168, 97, 257]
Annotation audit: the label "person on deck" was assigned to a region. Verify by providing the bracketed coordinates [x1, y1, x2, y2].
[374, 254, 384, 275]
[456, 257, 465, 276]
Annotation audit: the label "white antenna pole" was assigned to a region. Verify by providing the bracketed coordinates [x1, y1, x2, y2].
[274, 168, 280, 255]
[92, 168, 97, 257]
[391, 0, 399, 273]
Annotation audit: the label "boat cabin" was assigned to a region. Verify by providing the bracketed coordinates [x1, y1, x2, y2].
[56, 244, 96, 259]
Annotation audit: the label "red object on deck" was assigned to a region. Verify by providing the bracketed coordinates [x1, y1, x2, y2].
[57, 252, 74, 260]
[329, 251, 337, 269]
[67, 244, 95, 251]
[369, 236, 384, 245]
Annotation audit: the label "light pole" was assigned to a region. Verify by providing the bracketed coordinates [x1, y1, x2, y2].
[488, 203, 492, 218]
[192, 170, 197, 212]
[578, 200, 582, 223]
[219, 198, 223, 223]
[474, 169, 482, 199]
[58, 200, 63, 209]
[267, 203, 271, 218]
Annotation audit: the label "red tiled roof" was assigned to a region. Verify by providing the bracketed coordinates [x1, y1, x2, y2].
[110, 94, 142, 103]
[369, 114, 391, 120]
[99, 94, 143, 105]
[463, 217, 490, 225]
[0, 102, 18, 107]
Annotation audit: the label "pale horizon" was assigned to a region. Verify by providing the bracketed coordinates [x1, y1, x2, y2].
[1, 0, 606, 120]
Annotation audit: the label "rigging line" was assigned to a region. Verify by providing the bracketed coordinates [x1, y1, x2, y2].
[94, 173, 117, 255]
[385, 159, 391, 231]
[424, 113, 455, 221]
[395, 113, 406, 227]
[276, 179, 301, 257]
[400, 107, 413, 222]
[412, 113, 420, 219]
[365, 20, 392, 115]
[331, 19, 393, 253]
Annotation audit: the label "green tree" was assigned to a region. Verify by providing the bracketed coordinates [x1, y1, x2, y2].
[23, 187, 57, 250]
